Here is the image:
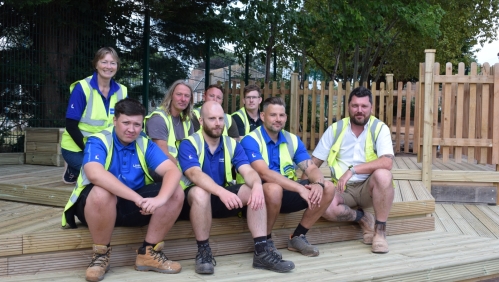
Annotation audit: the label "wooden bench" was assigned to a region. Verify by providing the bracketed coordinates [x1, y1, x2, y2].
[0, 180, 434, 276]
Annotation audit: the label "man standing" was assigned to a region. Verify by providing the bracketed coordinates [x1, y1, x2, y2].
[178, 101, 295, 274]
[241, 97, 335, 257]
[144, 80, 194, 164]
[232, 84, 263, 137]
[192, 84, 240, 140]
[311, 86, 394, 253]
[62, 98, 184, 281]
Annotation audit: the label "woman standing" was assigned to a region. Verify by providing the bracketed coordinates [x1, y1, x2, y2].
[61, 47, 127, 184]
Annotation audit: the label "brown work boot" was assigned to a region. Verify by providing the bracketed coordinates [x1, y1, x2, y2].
[372, 223, 389, 253]
[135, 241, 182, 274]
[358, 211, 375, 244]
[85, 244, 111, 282]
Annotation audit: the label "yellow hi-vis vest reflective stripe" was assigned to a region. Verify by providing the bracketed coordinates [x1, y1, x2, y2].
[192, 107, 232, 136]
[61, 126, 153, 228]
[144, 107, 191, 159]
[326, 116, 384, 183]
[232, 107, 250, 135]
[243, 127, 298, 182]
[61, 76, 127, 152]
[179, 132, 236, 189]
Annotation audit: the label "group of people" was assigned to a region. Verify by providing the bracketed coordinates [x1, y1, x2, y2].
[61, 48, 395, 282]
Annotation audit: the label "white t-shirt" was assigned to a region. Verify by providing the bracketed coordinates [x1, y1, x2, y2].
[312, 118, 394, 182]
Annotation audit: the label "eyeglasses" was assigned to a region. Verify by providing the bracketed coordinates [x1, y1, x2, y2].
[245, 96, 260, 100]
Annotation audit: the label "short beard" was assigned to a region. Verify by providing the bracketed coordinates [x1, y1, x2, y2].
[265, 125, 282, 134]
[351, 115, 368, 126]
[204, 127, 222, 139]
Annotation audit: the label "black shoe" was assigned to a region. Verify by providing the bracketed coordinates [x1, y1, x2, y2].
[195, 244, 216, 274]
[267, 238, 282, 259]
[253, 246, 295, 273]
[62, 163, 77, 184]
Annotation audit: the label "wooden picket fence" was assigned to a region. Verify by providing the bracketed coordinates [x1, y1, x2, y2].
[220, 74, 420, 154]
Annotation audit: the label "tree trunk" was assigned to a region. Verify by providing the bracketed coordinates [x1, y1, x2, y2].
[36, 5, 78, 127]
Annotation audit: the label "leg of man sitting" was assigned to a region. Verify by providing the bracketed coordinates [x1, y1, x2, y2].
[264, 180, 335, 257]
[79, 183, 184, 282]
[188, 184, 294, 274]
[187, 186, 217, 274]
[322, 169, 394, 253]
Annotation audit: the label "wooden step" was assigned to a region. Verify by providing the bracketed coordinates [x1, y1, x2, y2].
[1, 217, 434, 277]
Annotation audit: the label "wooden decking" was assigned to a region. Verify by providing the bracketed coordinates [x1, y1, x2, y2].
[1, 202, 498, 281]
[1, 159, 499, 281]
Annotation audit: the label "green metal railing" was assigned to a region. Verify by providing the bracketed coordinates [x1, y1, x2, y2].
[0, 5, 145, 152]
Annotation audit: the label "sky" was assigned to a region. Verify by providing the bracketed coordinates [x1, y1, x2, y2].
[473, 39, 499, 64]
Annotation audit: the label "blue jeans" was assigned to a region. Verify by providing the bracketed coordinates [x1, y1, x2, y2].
[61, 148, 83, 175]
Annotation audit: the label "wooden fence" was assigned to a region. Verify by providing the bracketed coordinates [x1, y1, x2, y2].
[419, 49, 499, 190]
[219, 74, 421, 154]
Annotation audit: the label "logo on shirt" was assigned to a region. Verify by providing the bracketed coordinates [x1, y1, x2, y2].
[188, 154, 193, 159]
[110, 108, 115, 114]
[95, 155, 99, 160]
[219, 158, 224, 162]
[133, 164, 141, 169]
[70, 104, 74, 109]
[251, 152, 256, 158]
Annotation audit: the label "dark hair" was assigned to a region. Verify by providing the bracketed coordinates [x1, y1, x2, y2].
[114, 98, 146, 118]
[243, 84, 261, 98]
[348, 86, 372, 104]
[262, 96, 286, 111]
[92, 47, 120, 70]
[205, 84, 224, 94]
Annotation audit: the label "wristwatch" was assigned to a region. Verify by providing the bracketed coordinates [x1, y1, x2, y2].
[312, 182, 325, 189]
[348, 165, 356, 175]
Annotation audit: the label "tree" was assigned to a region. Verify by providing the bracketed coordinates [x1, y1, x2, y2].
[224, 0, 301, 83]
[297, 0, 444, 84]
[0, 0, 233, 128]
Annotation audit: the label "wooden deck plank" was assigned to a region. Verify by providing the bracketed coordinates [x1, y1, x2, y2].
[394, 157, 409, 169]
[398, 180, 417, 202]
[393, 180, 402, 202]
[433, 210, 446, 232]
[431, 170, 499, 183]
[0, 235, 22, 256]
[400, 157, 422, 170]
[442, 204, 480, 236]
[410, 180, 433, 201]
[477, 205, 499, 225]
[434, 204, 462, 234]
[469, 205, 499, 239]
[451, 205, 495, 238]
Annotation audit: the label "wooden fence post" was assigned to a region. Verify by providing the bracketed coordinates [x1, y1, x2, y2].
[493, 63, 499, 164]
[290, 73, 299, 135]
[422, 49, 436, 191]
[386, 74, 394, 135]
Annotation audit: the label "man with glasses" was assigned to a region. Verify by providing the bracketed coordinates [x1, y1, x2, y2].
[232, 84, 263, 137]
[192, 84, 240, 140]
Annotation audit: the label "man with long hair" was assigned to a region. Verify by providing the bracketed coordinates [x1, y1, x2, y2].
[144, 80, 194, 165]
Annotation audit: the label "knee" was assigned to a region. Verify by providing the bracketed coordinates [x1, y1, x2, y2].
[322, 195, 344, 220]
[263, 183, 283, 206]
[371, 169, 393, 188]
[87, 186, 116, 208]
[171, 185, 185, 207]
[187, 186, 210, 207]
[323, 181, 335, 201]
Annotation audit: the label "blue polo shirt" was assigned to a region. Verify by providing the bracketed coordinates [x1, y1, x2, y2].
[178, 137, 249, 186]
[66, 72, 122, 120]
[83, 129, 167, 190]
[240, 127, 310, 177]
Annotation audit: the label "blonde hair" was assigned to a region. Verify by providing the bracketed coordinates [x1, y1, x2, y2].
[92, 47, 120, 70]
[159, 80, 193, 121]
